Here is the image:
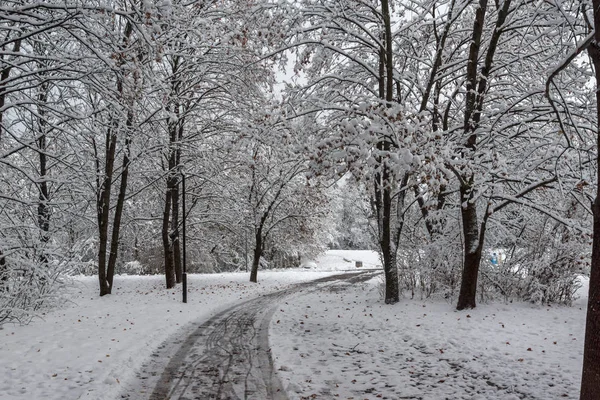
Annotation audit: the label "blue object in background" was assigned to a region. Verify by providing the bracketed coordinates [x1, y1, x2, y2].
[490, 253, 498, 265]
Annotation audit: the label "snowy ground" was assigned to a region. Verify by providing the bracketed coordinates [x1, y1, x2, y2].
[270, 274, 587, 400]
[0, 250, 587, 400]
[301, 249, 381, 270]
[0, 270, 340, 400]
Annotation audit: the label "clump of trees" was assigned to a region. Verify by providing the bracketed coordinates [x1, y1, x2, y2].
[0, 1, 330, 322]
[3, 0, 600, 396]
[275, 0, 592, 310]
[0, 0, 592, 312]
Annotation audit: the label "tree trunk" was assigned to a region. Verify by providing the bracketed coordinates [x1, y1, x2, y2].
[581, 198, 600, 399]
[250, 231, 262, 283]
[373, 159, 399, 303]
[0, 250, 7, 292]
[96, 18, 134, 297]
[172, 118, 184, 283]
[381, 164, 399, 304]
[134, 234, 139, 261]
[164, 96, 182, 284]
[96, 131, 117, 296]
[455, 0, 492, 310]
[371, 0, 400, 305]
[36, 81, 50, 266]
[456, 184, 483, 310]
[161, 159, 179, 287]
[383, 239, 399, 303]
[172, 181, 182, 283]
[96, 117, 132, 296]
[37, 135, 50, 260]
[163, 162, 178, 288]
[580, 5, 600, 396]
[106, 133, 131, 291]
[162, 185, 175, 289]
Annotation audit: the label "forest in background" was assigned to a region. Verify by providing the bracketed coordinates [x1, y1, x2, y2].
[0, 0, 596, 328]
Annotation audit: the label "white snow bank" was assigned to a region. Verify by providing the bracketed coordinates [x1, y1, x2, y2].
[304, 249, 381, 270]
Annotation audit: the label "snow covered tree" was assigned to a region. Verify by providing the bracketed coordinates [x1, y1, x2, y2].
[229, 109, 328, 283]
[0, 1, 92, 322]
[581, 0, 600, 396]
[55, 0, 171, 296]
[278, 0, 427, 304]
[328, 177, 371, 250]
[426, 1, 588, 309]
[153, 0, 275, 287]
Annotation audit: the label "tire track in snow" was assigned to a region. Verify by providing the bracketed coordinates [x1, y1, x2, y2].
[119, 270, 380, 400]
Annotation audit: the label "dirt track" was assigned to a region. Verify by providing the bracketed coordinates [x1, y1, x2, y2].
[119, 270, 379, 400]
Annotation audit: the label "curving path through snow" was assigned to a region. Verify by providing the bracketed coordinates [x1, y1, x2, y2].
[119, 270, 380, 400]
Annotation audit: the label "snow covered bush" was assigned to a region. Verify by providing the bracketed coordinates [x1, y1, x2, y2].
[515, 247, 586, 306]
[479, 251, 583, 306]
[386, 190, 588, 306]
[0, 247, 69, 326]
[0, 200, 81, 325]
[397, 240, 463, 300]
[477, 210, 588, 305]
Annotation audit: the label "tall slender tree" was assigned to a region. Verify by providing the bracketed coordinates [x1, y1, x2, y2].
[581, 1, 600, 396]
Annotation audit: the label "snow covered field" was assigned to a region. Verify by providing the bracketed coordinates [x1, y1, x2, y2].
[0, 271, 340, 400]
[271, 276, 587, 399]
[0, 250, 587, 400]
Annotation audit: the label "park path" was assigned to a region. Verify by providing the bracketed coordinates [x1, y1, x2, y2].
[119, 270, 379, 400]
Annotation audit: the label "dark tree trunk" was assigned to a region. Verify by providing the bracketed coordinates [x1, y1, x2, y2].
[381, 238, 399, 303]
[37, 135, 50, 253]
[247, 165, 286, 283]
[96, 118, 132, 296]
[96, 19, 134, 297]
[164, 61, 183, 284]
[0, 250, 7, 291]
[36, 82, 50, 266]
[106, 133, 131, 291]
[162, 184, 175, 289]
[580, 4, 600, 396]
[581, 199, 600, 399]
[380, 162, 398, 304]
[373, 149, 399, 303]
[96, 131, 117, 296]
[172, 181, 182, 284]
[172, 119, 183, 284]
[371, 0, 400, 305]
[250, 231, 262, 283]
[163, 128, 178, 287]
[456, 184, 483, 310]
[455, 0, 510, 310]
